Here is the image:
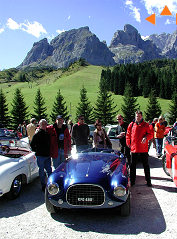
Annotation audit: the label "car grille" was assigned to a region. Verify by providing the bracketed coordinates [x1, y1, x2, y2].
[66, 184, 105, 206]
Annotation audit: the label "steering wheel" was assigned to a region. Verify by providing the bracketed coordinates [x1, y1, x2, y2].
[0, 145, 10, 154]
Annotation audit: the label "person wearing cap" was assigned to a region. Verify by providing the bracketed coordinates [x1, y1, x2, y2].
[47, 115, 71, 169]
[71, 115, 90, 152]
[27, 118, 37, 143]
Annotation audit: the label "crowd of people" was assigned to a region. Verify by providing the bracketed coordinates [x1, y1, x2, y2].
[15, 112, 174, 191]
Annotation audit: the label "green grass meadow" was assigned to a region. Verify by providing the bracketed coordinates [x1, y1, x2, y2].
[1, 65, 171, 123]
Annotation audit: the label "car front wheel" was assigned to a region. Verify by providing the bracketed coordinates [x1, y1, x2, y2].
[45, 190, 59, 214]
[7, 175, 22, 199]
[162, 154, 170, 176]
[120, 194, 130, 217]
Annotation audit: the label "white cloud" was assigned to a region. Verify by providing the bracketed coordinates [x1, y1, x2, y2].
[125, 0, 133, 6]
[6, 18, 47, 38]
[67, 16, 71, 20]
[47, 34, 55, 42]
[21, 21, 47, 38]
[125, 0, 141, 22]
[141, 0, 177, 15]
[89, 16, 91, 19]
[165, 19, 171, 25]
[56, 29, 65, 34]
[165, 19, 176, 25]
[7, 18, 20, 30]
[141, 35, 149, 40]
[0, 28, 4, 34]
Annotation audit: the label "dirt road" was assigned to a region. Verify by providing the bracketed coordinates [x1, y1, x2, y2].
[0, 154, 177, 239]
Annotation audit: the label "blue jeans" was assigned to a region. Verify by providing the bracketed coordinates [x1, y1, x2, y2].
[76, 144, 89, 153]
[155, 138, 163, 155]
[36, 156, 52, 186]
[52, 148, 65, 169]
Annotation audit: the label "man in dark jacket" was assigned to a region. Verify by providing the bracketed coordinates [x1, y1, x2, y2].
[116, 114, 130, 164]
[126, 110, 153, 187]
[72, 115, 90, 152]
[31, 119, 52, 191]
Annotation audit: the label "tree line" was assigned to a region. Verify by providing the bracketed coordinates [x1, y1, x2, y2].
[101, 59, 177, 99]
[1, 58, 177, 128]
[1, 81, 177, 130]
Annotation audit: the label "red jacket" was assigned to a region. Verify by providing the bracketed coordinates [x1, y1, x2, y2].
[154, 122, 165, 139]
[126, 120, 153, 153]
[47, 124, 71, 159]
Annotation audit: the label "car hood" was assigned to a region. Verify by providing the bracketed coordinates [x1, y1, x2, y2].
[55, 152, 122, 179]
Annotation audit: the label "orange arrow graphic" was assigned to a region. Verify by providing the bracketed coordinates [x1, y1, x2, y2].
[160, 5, 172, 16]
[146, 13, 156, 25]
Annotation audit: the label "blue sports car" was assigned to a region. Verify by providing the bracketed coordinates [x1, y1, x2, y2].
[45, 148, 130, 216]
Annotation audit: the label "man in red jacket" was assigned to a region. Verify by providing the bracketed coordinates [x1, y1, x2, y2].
[47, 115, 71, 169]
[126, 110, 153, 187]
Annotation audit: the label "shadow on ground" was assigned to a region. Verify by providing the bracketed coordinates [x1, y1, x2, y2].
[0, 177, 44, 218]
[50, 156, 168, 235]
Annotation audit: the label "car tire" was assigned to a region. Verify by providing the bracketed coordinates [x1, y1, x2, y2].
[7, 175, 22, 199]
[162, 154, 170, 176]
[45, 189, 58, 214]
[172, 157, 175, 181]
[120, 194, 130, 217]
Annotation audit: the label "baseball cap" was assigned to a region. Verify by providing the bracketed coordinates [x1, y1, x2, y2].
[56, 115, 63, 120]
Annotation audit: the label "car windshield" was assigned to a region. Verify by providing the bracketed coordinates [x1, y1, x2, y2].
[171, 127, 177, 137]
[0, 138, 30, 150]
[0, 128, 11, 137]
[104, 126, 109, 133]
[89, 125, 95, 132]
[105, 126, 117, 137]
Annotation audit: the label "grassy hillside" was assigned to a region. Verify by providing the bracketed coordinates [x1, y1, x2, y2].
[0, 64, 171, 123]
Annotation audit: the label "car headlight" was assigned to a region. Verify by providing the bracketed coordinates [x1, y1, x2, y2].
[47, 183, 59, 195]
[113, 186, 126, 197]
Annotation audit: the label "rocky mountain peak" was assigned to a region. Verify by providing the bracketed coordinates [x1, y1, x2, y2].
[124, 24, 138, 34]
[109, 24, 162, 64]
[18, 24, 176, 69]
[19, 38, 53, 67]
[19, 26, 115, 68]
[109, 24, 142, 48]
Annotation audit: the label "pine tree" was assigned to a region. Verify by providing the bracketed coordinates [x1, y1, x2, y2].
[93, 78, 117, 126]
[75, 86, 93, 123]
[32, 88, 48, 121]
[11, 88, 29, 129]
[50, 89, 69, 122]
[121, 83, 139, 124]
[144, 89, 162, 122]
[0, 88, 9, 127]
[168, 91, 177, 125]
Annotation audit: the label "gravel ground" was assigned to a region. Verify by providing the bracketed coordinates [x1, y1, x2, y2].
[0, 151, 177, 239]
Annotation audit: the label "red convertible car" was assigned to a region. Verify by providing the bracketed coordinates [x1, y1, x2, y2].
[162, 127, 177, 187]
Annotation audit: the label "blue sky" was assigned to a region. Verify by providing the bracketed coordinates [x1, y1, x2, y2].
[0, 0, 177, 70]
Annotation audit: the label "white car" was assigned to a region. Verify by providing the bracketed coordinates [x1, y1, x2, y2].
[105, 125, 122, 151]
[0, 138, 38, 199]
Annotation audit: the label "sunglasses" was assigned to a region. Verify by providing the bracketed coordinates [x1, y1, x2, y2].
[80, 118, 84, 120]
[117, 118, 122, 120]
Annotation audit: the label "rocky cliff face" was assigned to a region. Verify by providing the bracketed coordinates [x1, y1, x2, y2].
[109, 24, 162, 64]
[20, 27, 115, 68]
[19, 38, 53, 67]
[148, 30, 177, 59]
[18, 25, 176, 69]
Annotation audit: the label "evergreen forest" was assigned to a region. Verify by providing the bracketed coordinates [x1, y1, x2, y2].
[100, 59, 177, 99]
